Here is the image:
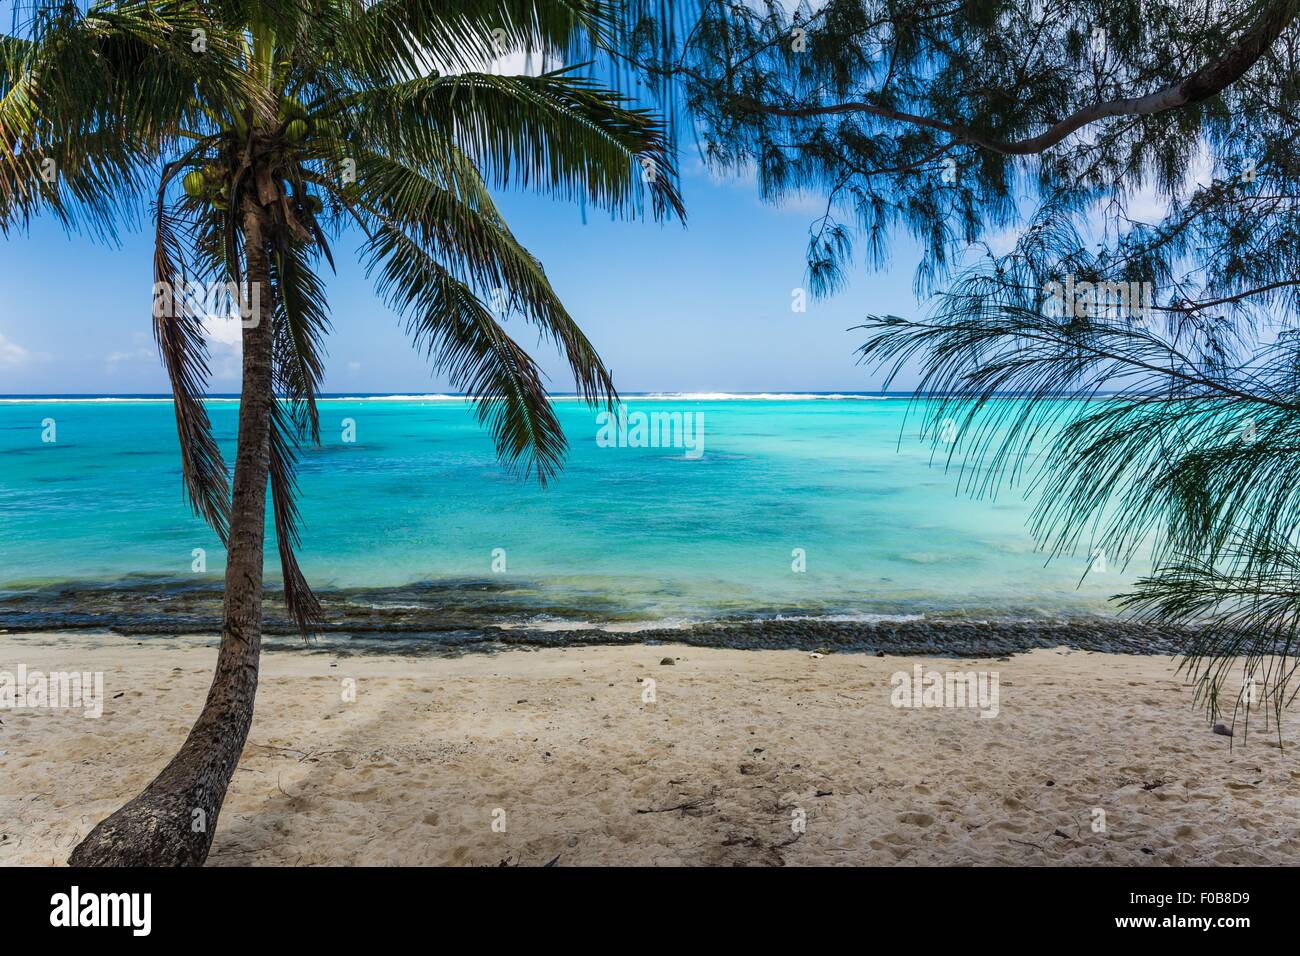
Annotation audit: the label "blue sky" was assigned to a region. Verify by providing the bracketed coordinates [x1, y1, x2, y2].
[0, 152, 929, 395]
[0, 0, 938, 396]
[0, 5, 1205, 397]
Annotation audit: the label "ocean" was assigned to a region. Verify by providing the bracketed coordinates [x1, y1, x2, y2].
[0, 394, 1142, 640]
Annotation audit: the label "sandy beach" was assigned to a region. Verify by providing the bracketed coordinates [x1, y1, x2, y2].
[2, 631, 1297, 866]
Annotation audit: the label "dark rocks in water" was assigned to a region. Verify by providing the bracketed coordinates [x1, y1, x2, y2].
[338, 616, 1187, 659]
[0, 577, 1213, 660]
[659, 657, 675, 665]
[1212, 722, 1233, 737]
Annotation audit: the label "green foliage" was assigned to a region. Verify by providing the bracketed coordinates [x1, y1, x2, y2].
[3, 0, 684, 634]
[635, 1, 1300, 730]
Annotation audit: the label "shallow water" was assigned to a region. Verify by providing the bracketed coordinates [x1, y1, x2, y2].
[0, 394, 1141, 632]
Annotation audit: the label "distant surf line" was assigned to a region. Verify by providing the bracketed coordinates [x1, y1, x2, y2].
[0, 392, 897, 404]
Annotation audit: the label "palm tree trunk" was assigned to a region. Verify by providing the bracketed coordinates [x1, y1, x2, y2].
[69, 195, 275, 866]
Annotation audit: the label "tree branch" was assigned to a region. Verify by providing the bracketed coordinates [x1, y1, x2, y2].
[712, 0, 1300, 156]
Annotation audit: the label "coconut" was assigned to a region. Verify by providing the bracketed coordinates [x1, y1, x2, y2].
[182, 170, 206, 198]
[285, 118, 308, 144]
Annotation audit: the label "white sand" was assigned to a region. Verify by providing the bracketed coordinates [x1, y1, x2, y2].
[1, 631, 1297, 866]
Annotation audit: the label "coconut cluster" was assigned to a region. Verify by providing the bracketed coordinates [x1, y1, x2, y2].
[182, 165, 230, 209]
[180, 96, 330, 214]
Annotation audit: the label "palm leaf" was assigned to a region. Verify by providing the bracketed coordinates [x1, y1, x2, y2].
[367, 223, 570, 483]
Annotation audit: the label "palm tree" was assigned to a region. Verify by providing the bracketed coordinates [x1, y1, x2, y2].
[1, 0, 681, 865]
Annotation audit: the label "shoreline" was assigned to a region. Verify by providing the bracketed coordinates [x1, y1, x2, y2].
[0, 581, 1184, 656]
[0, 616, 1191, 657]
[3, 631, 1295, 866]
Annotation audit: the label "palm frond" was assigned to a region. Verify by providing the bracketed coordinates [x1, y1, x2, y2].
[0, 1, 259, 237]
[328, 68, 683, 220]
[352, 0, 620, 81]
[366, 223, 570, 483]
[152, 169, 231, 538]
[344, 147, 614, 404]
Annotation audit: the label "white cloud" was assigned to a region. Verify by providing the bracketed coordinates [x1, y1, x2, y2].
[684, 156, 829, 216]
[0, 331, 31, 367]
[959, 143, 1216, 264]
[486, 49, 557, 77]
[202, 313, 244, 349]
[775, 190, 833, 217]
[983, 225, 1023, 257]
[105, 332, 155, 369]
[1121, 144, 1214, 225]
[199, 314, 243, 382]
[424, 34, 563, 79]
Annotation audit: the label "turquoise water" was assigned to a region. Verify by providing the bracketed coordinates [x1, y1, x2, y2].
[0, 395, 1139, 626]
